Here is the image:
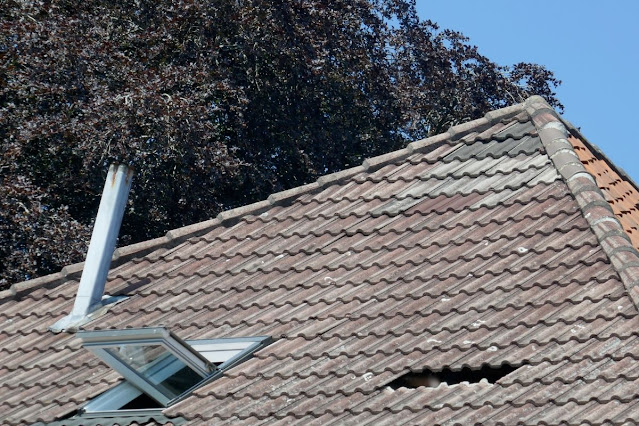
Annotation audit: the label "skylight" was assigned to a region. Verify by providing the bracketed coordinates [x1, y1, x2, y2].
[77, 328, 270, 417]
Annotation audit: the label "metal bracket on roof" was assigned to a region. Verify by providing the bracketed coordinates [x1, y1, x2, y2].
[49, 164, 133, 333]
[50, 294, 128, 333]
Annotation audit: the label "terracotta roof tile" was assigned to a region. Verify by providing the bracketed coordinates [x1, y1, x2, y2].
[571, 135, 639, 251]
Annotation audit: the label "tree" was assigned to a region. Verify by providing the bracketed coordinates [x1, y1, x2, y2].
[0, 0, 561, 288]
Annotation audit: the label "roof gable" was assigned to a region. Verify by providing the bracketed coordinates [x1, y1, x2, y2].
[2, 96, 639, 424]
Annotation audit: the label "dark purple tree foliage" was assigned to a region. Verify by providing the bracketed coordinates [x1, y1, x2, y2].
[0, 0, 561, 288]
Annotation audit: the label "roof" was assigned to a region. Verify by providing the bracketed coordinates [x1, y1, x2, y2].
[3, 96, 639, 425]
[569, 132, 639, 249]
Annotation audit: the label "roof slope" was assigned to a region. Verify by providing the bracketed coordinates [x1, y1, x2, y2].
[2, 96, 639, 425]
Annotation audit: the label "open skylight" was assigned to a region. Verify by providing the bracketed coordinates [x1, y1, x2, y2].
[77, 328, 270, 418]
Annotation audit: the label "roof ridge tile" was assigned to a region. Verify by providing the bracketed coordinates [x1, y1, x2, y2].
[216, 201, 271, 225]
[406, 132, 450, 154]
[362, 148, 411, 173]
[165, 217, 222, 242]
[316, 165, 366, 188]
[267, 182, 321, 206]
[527, 95, 639, 310]
[0, 98, 538, 300]
[484, 103, 527, 124]
[9, 273, 66, 299]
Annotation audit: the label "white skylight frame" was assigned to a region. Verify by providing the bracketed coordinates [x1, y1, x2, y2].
[78, 327, 271, 416]
[80, 327, 211, 406]
[81, 381, 147, 416]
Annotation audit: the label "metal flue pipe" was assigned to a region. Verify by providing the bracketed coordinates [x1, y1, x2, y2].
[51, 164, 133, 332]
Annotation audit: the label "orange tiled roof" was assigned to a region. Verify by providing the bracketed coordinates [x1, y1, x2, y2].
[571, 135, 639, 248]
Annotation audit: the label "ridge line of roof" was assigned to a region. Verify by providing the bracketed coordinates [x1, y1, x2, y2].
[525, 95, 639, 309]
[2, 100, 529, 300]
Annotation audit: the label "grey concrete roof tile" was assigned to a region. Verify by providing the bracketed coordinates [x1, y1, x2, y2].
[4, 98, 639, 424]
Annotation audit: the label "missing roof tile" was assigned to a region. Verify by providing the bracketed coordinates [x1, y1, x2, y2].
[388, 362, 524, 389]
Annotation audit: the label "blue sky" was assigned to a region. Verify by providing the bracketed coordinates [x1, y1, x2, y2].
[416, 1, 639, 181]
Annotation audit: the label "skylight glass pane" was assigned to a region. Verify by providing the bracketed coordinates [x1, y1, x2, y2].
[79, 328, 272, 415]
[106, 344, 204, 400]
[113, 344, 165, 371]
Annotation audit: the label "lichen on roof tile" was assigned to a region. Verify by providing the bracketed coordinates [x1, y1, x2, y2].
[3, 97, 639, 425]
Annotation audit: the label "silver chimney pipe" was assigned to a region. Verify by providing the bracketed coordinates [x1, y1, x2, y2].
[51, 164, 134, 332]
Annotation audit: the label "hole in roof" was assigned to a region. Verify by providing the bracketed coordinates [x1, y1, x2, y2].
[388, 362, 525, 389]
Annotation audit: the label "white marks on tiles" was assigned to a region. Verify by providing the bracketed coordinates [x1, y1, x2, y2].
[570, 324, 586, 334]
[471, 319, 486, 328]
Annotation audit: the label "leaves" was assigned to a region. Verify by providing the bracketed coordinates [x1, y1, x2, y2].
[0, 0, 561, 289]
